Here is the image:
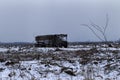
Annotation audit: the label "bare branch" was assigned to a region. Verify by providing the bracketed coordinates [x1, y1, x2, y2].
[81, 24, 104, 41]
[89, 20, 103, 33]
[104, 14, 109, 34]
[90, 23, 104, 34]
[81, 14, 109, 42]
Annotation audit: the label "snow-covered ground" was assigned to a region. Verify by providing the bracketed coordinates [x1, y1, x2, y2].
[0, 45, 120, 80]
[0, 48, 8, 52]
[0, 59, 120, 80]
[0, 45, 120, 53]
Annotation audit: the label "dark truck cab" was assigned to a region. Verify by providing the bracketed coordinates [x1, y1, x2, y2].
[35, 34, 68, 48]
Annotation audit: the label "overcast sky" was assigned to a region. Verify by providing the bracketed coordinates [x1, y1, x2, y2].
[0, 0, 120, 42]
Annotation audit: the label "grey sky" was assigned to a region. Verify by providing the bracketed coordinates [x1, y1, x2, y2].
[0, 0, 120, 42]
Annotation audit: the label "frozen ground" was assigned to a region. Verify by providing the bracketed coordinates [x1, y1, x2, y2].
[0, 44, 120, 80]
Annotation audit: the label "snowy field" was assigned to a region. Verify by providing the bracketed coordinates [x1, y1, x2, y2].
[0, 44, 120, 80]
